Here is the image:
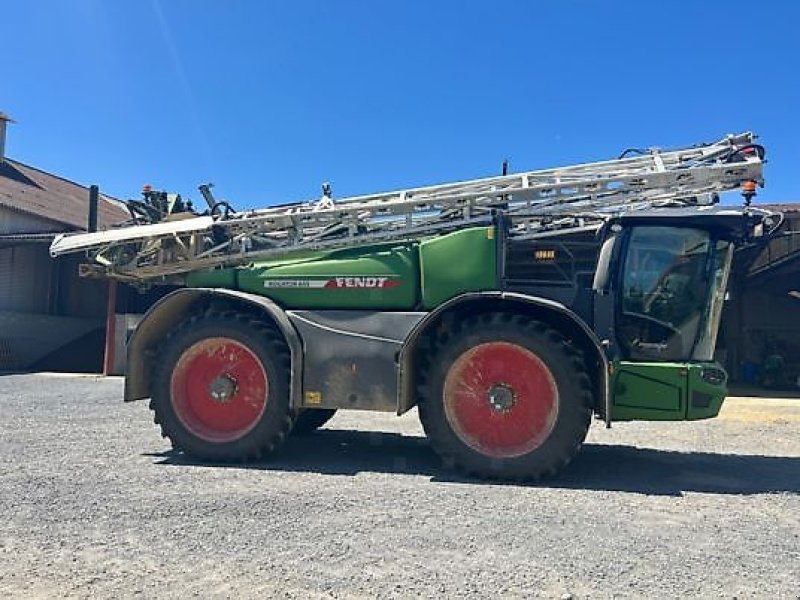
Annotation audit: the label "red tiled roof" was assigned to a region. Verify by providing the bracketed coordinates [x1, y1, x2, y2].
[0, 158, 129, 231]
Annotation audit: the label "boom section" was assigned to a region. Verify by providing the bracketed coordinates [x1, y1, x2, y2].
[50, 132, 763, 282]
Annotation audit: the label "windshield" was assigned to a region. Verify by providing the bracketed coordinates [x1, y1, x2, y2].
[616, 227, 731, 362]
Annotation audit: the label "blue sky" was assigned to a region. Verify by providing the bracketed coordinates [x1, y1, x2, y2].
[2, 1, 798, 208]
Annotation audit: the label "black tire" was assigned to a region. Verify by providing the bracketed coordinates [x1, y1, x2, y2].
[417, 312, 592, 481]
[291, 409, 338, 435]
[150, 311, 295, 461]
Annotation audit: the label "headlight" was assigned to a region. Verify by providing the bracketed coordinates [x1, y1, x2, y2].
[701, 367, 726, 386]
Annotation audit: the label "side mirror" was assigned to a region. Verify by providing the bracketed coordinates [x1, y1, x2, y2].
[593, 233, 617, 294]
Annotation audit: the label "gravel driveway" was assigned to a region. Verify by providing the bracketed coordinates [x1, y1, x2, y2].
[0, 373, 798, 598]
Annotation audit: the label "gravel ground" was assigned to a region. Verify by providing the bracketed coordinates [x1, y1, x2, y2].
[0, 373, 798, 599]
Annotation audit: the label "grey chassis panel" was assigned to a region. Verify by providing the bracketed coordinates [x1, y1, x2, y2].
[286, 310, 425, 411]
[124, 288, 304, 406]
[397, 291, 610, 424]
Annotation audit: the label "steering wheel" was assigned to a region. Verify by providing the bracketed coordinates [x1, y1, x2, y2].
[621, 312, 684, 356]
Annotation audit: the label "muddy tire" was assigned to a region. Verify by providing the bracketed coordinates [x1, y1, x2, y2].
[150, 311, 295, 461]
[292, 409, 338, 435]
[418, 313, 592, 480]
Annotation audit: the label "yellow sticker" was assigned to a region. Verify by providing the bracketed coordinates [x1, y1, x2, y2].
[304, 391, 322, 405]
[534, 249, 556, 261]
[486, 227, 494, 240]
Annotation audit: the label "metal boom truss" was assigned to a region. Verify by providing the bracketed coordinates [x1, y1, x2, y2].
[50, 132, 764, 282]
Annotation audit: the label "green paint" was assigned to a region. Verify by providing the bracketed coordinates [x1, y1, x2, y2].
[685, 364, 727, 420]
[611, 361, 726, 421]
[419, 226, 498, 309]
[185, 268, 237, 288]
[235, 243, 420, 309]
[187, 226, 499, 310]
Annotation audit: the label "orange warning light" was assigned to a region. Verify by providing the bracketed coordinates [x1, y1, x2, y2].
[742, 180, 757, 193]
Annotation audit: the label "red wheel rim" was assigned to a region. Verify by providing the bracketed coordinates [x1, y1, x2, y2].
[170, 337, 268, 443]
[443, 342, 558, 458]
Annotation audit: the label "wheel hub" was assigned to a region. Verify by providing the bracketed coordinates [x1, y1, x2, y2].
[442, 341, 559, 458]
[487, 383, 515, 412]
[209, 374, 237, 403]
[170, 337, 269, 444]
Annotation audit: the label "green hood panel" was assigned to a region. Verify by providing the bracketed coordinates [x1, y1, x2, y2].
[241, 244, 420, 309]
[419, 226, 498, 309]
[187, 244, 420, 310]
[185, 226, 501, 310]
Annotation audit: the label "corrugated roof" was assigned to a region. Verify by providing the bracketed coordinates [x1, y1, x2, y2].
[0, 231, 58, 249]
[0, 158, 129, 231]
[0, 232, 57, 241]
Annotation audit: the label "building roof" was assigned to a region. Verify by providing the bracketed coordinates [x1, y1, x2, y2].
[0, 158, 129, 231]
[753, 202, 800, 214]
[0, 231, 60, 250]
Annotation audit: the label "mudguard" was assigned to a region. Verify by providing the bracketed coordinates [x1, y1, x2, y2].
[124, 288, 303, 407]
[397, 291, 610, 424]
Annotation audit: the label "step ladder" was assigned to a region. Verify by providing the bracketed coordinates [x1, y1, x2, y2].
[50, 132, 764, 282]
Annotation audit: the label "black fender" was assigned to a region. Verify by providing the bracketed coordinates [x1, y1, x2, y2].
[125, 288, 303, 407]
[397, 291, 610, 425]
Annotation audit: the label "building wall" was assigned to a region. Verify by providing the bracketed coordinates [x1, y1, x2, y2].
[0, 244, 52, 313]
[0, 243, 109, 371]
[0, 159, 131, 372]
[0, 206, 65, 234]
[0, 206, 109, 318]
[720, 210, 800, 386]
[0, 245, 111, 316]
[722, 287, 800, 386]
[55, 254, 110, 318]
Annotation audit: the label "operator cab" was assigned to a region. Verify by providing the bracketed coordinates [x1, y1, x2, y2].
[594, 206, 778, 363]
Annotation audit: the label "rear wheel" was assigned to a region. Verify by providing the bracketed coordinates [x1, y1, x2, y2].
[292, 409, 337, 435]
[418, 313, 592, 480]
[151, 311, 295, 461]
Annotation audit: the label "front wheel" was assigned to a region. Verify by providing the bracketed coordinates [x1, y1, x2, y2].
[151, 311, 295, 461]
[418, 313, 592, 480]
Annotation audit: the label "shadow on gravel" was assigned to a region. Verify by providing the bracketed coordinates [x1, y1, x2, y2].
[147, 429, 800, 496]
